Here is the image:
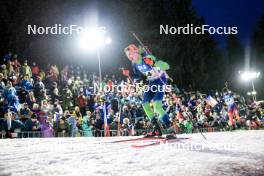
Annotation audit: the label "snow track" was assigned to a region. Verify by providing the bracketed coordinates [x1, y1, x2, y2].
[0, 130, 264, 176]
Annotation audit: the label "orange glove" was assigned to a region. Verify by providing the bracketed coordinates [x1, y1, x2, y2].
[143, 57, 154, 66]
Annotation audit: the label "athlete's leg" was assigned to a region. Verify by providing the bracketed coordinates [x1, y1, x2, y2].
[142, 87, 162, 137]
[234, 109, 241, 122]
[153, 100, 170, 127]
[228, 110, 235, 126]
[142, 102, 154, 119]
[142, 89, 155, 120]
[153, 100, 176, 138]
[152, 90, 171, 127]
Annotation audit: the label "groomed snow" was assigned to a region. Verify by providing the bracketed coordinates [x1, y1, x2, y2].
[0, 130, 264, 176]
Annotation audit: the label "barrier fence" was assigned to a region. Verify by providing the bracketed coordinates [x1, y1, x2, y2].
[1, 126, 262, 139]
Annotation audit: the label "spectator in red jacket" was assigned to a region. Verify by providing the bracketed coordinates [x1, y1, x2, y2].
[76, 90, 87, 116]
[31, 62, 40, 79]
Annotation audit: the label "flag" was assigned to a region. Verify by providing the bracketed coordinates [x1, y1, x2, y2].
[103, 102, 110, 137]
[107, 80, 113, 89]
[6, 109, 12, 130]
[122, 69, 130, 76]
[206, 96, 218, 107]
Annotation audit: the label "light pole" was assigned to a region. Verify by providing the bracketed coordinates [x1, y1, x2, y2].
[251, 80, 257, 101]
[78, 29, 111, 86]
[239, 71, 260, 101]
[78, 28, 111, 136]
[97, 48, 102, 86]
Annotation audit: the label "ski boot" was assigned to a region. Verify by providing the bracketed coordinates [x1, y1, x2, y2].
[161, 114, 177, 139]
[165, 130, 177, 139]
[144, 117, 163, 138]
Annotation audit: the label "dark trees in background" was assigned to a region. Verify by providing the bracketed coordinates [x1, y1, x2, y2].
[251, 14, 264, 98]
[116, 0, 225, 91]
[0, 0, 261, 93]
[252, 14, 264, 69]
[225, 35, 244, 90]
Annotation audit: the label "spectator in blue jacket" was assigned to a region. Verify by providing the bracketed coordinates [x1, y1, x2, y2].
[3, 81, 20, 112]
[81, 111, 93, 137]
[67, 114, 78, 137]
[21, 75, 33, 91]
[24, 113, 41, 131]
[3, 52, 12, 62]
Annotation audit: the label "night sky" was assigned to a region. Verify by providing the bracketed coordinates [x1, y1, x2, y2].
[0, 0, 263, 96]
[192, 0, 264, 47]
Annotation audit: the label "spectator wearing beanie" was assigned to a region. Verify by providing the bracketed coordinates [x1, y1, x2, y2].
[31, 62, 40, 79]
[53, 116, 70, 137]
[67, 113, 78, 137]
[6, 60, 14, 78]
[23, 113, 41, 137]
[73, 106, 83, 129]
[20, 60, 32, 78]
[1, 64, 8, 79]
[76, 89, 87, 116]
[4, 110, 24, 138]
[61, 85, 73, 110]
[0, 73, 5, 91]
[21, 75, 33, 91]
[3, 51, 12, 63]
[25, 91, 36, 109]
[11, 54, 21, 72]
[81, 111, 93, 137]
[19, 103, 32, 123]
[3, 81, 19, 112]
[33, 76, 45, 100]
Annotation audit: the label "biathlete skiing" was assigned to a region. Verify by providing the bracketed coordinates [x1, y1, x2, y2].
[223, 88, 241, 129]
[124, 43, 176, 139]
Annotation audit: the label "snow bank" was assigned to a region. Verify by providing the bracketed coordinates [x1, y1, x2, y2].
[0, 130, 263, 176]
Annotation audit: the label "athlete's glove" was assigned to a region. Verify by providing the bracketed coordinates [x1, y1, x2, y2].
[143, 57, 154, 66]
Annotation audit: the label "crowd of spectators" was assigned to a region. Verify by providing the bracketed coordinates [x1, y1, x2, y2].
[0, 51, 263, 138]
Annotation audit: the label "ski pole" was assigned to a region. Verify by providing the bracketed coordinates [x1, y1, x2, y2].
[131, 32, 168, 86]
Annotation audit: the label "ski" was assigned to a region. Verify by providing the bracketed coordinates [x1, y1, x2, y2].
[131, 138, 166, 148]
[110, 136, 166, 143]
[131, 137, 190, 148]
